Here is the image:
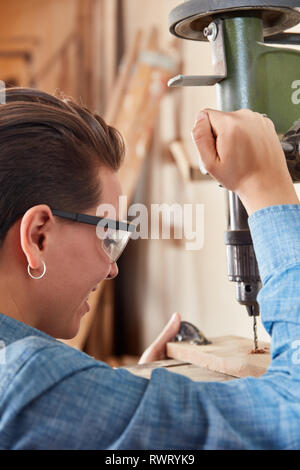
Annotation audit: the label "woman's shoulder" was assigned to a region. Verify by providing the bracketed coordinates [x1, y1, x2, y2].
[0, 313, 109, 378]
[6, 334, 104, 372]
[0, 334, 110, 398]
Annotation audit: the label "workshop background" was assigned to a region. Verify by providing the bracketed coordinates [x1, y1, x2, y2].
[1, 0, 299, 365]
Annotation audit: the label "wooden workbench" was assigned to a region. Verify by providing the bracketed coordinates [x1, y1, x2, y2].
[124, 359, 236, 382]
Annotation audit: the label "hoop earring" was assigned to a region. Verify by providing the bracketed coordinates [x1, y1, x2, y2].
[27, 261, 46, 280]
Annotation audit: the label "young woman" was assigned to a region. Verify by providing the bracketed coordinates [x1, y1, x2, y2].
[0, 88, 299, 449]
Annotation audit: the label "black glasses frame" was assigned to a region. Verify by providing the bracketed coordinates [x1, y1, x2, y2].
[51, 209, 136, 233]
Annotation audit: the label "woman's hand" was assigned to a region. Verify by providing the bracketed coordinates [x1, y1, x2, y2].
[192, 109, 299, 215]
[138, 312, 181, 364]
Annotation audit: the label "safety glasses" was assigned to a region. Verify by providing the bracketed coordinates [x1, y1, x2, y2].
[51, 209, 136, 263]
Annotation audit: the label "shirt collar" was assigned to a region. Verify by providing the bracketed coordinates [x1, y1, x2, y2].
[0, 312, 57, 346]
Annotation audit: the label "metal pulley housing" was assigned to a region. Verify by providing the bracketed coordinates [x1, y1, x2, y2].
[169, 0, 300, 41]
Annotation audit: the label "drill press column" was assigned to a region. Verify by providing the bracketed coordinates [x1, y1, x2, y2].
[218, 15, 264, 325]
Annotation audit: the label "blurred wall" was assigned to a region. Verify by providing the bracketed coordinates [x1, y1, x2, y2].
[0, 0, 78, 93]
[0, 0, 114, 115]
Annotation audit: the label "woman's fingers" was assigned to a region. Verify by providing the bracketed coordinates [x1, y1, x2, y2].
[191, 108, 299, 214]
[192, 110, 219, 174]
[138, 312, 181, 364]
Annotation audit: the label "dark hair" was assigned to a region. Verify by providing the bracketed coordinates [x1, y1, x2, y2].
[0, 87, 125, 244]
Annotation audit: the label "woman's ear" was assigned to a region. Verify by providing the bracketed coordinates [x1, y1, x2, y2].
[20, 205, 54, 269]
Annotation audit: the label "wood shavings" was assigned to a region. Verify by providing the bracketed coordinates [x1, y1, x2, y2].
[248, 347, 269, 355]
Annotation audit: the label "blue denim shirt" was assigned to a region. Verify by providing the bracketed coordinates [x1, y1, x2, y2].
[0, 204, 300, 450]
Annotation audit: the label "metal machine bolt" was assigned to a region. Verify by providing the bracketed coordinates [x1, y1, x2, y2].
[203, 22, 218, 41]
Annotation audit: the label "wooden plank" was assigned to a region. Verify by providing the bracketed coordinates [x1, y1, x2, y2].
[124, 358, 236, 382]
[116, 28, 179, 200]
[102, 0, 118, 101]
[166, 336, 271, 379]
[105, 29, 143, 125]
[77, 0, 93, 108]
[169, 140, 209, 182]
[169, 140, 191, 182]
[172, 363, 236, 382]
[114, 28, 158, 145]
[90, 0, 105, 114]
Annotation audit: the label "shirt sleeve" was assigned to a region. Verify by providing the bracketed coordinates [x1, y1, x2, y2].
[248, 205, 300, 367]
[4, 205, 300, 450]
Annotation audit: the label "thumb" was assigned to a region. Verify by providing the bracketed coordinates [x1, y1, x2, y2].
[192, 111, 218, 173]
[138, 313, 181, 364]
[154, 312, 181, 347]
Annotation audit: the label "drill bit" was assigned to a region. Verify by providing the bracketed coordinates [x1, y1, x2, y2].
[246, 305, 259, 351]
[253, 315, 258, 351]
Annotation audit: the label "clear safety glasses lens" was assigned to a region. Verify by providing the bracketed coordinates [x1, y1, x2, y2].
[96, 223, 133, 263]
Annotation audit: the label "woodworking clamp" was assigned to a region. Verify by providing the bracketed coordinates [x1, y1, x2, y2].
[168, 0, 300, 349]
[174, 321, 211, 345]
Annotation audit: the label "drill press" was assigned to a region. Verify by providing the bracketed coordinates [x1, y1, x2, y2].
[168, 0, 300, 349]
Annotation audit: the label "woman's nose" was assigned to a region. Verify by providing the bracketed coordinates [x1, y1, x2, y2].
[106, 262, 119, 280]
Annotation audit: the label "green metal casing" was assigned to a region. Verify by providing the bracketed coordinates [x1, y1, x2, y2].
[217, 14, 300, 133]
